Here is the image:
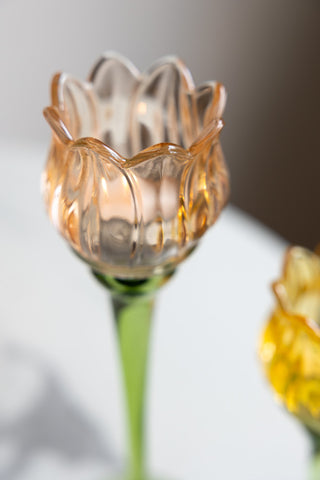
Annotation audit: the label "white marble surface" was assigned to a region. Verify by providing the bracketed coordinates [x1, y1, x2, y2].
[0, 142, 309, 479]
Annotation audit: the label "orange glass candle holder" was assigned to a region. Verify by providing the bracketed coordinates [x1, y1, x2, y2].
[42, 52, 229, 479]
[42, 52, 229, 279]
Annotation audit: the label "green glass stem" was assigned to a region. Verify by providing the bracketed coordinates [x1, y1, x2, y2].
[93, 271, 174, 480]
[113, 288, 152, 479]
[308, 430, 320, 480]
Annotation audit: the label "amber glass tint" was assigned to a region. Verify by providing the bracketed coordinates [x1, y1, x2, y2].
[42, 53, 229, 278]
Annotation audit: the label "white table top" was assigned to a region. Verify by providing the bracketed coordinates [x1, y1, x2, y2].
[0, 141, 309, 479]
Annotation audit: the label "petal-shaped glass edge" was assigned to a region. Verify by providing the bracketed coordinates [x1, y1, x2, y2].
[44, 52, 227, 163]
[44, 103, 224, 164]
[272, 246, 320, 339]
[88, 51, 140, 91]
[43, 107, 203, 167]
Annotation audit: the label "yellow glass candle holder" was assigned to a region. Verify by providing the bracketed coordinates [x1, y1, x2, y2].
[260, 246, 320, 479]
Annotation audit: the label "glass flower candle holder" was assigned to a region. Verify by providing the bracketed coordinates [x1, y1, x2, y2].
[42, 52, 229, 479]
[259, 247, 320, 480]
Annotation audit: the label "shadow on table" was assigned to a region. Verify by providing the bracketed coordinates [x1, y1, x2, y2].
[0, 344, 116, 479]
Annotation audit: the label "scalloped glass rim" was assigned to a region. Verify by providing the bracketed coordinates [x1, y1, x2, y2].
[43, 51, 227, 163]
[44, 105, 224, 166]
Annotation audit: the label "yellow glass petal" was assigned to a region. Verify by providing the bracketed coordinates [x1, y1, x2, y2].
[260, 308, 320, 434]
[274, 247, 320, 322]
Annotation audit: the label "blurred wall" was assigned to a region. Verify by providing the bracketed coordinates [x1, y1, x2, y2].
[0, 0, 319, 246]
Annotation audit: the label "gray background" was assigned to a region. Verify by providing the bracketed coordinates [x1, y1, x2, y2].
[0, 0, 319, 246]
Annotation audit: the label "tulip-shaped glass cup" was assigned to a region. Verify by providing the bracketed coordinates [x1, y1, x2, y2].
[42, 52, 229, 479]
